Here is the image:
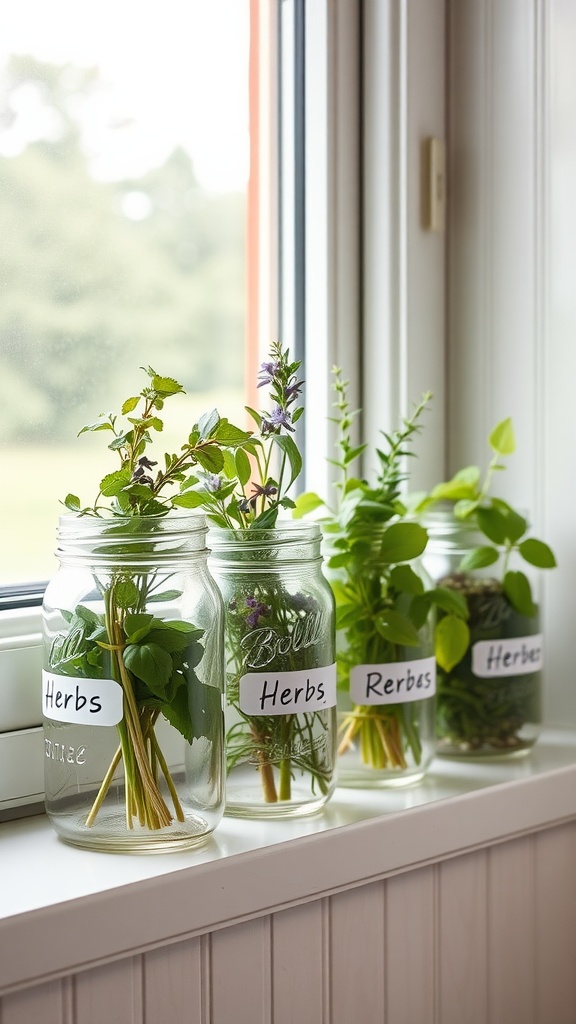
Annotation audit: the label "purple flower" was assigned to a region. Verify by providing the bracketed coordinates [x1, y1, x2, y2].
[204, 473, 222, 493]
[261, 405, 294, 434]
[237, 482, 277, 515]
[257, 360, 281, 388]
[284, 378, 304, 402]
[131, 456, 157, 486]
[245, 596, 271, 629]
[251, 482, 277, 500]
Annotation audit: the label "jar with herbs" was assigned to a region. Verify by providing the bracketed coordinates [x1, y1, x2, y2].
[423, 506, 545, 757]
[209, 522, 337, 818]
[42, 512, 226, 852]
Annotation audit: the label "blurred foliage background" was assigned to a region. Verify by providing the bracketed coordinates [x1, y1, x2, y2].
[0, 54, 246, 581]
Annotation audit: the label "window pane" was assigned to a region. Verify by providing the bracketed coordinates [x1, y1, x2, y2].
[0, 0, 250, 584]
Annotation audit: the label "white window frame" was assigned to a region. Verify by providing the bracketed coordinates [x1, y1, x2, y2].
[0, 0, 366, 817]
[0, 0, 449, 816]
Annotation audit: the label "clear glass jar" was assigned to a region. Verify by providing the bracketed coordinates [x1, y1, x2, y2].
[208, 523, 337, 818]
[422, 507, 542, 757]
[327, 532, 436, 787]
[42, 512, 225, 852]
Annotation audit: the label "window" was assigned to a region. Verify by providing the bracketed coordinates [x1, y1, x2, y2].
[0, 0, 276, 814]
[0, 0, 251, 588]
[0, 0, 366, 816]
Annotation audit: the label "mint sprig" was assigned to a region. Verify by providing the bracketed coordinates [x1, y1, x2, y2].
[423, 417, 557, 618]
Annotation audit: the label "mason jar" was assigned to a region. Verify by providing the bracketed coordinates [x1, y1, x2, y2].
[422, 506, 542, 757]
[325, 525, 436, 787]
[42, 512, 225, 852]
[208, 522, 337, 818]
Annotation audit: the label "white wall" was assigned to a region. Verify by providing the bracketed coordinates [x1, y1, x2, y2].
[363, 0, 447, 489]
[447, 0, 576, 725]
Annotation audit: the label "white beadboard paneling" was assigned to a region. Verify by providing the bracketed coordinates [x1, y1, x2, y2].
[0, 980, 66, 1024]
[210, 917, 272, 1024]
[487, 836, 536, 1024]
[73, 958, 142, 1024]
[535, 821, 576, 1023]
[438, 850, 488, 1024]
[384, 866, 436, 1024]
[271, 900, 325, 1024]
[143, 938, 203, 1024]
[4, 734, 576, 995]
[328, 881, 385, 1024]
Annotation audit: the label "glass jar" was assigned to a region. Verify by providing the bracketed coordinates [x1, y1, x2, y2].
[422, 507, 542, 757]
[42, 512, 225, 852]
[208, 523, 337, 818]
[326, 529, 436, 787]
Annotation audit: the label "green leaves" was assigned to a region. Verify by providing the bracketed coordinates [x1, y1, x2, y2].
[378, 522, 428, 564]
[459, 545, 500, 571]
[489, 417, 515, 456]
[504, 570, 536, 618]
[518, 538, 556, 569]
[99, 469, 132, 497]
[113, 579, 141, 609]
[424, 416, 556, 639]
[274, 433, 303, 490]
[124, 643, 173, 695]
[435, 614, 470, 672]
[375, 609, 421, 647]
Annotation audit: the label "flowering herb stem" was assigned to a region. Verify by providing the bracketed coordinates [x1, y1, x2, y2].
[295, 371, 436, 776]
[53, 367, 249, 832]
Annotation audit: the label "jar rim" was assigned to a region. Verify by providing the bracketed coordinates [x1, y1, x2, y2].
[55, 510, 209, 564]
[421, 500, 529, 531]
[208, 520, 321, 547]
[57, 509, 207, 533]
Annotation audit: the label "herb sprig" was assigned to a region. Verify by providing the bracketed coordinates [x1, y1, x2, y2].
[422, 418, 556, 619]
[175, 341, 304, 529]
[63, 366, 251, 518]
[294, 371, 447, 774]
[419, 417, 557, 754]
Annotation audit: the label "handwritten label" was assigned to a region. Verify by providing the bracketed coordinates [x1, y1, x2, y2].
[239, 664, 337, 715]
[472, 635, 543, 678]
[42, 670, 123, 726]
[350, 657, 436, 706]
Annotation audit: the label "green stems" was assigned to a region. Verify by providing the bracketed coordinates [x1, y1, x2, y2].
[84, 585, 184, 830]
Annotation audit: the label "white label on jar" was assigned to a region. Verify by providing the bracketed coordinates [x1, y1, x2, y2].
[42, 671, 123, 726]
[239, 664, 337, 716]
[350, 657, 436, 706]
[472, 635, 543, 678]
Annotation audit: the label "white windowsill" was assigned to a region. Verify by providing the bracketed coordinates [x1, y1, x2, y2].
[2, 726, 576, 995]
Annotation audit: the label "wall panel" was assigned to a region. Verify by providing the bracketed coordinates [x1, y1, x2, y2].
[437, 850, 488, 1024]
[328, 881, 385, 1024]
[3, 827, 576, 1023]
[535, 821, 576, 1022]
[209, 917, 272, 1024]
[73, 959, 142, 1024]
[271, 900, 325, 1024]
[143, 938, 204, 1024]
[487, 836, 536, 1024]
[0, 980, 68, 1024]
[384, 865, 436, 1024]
